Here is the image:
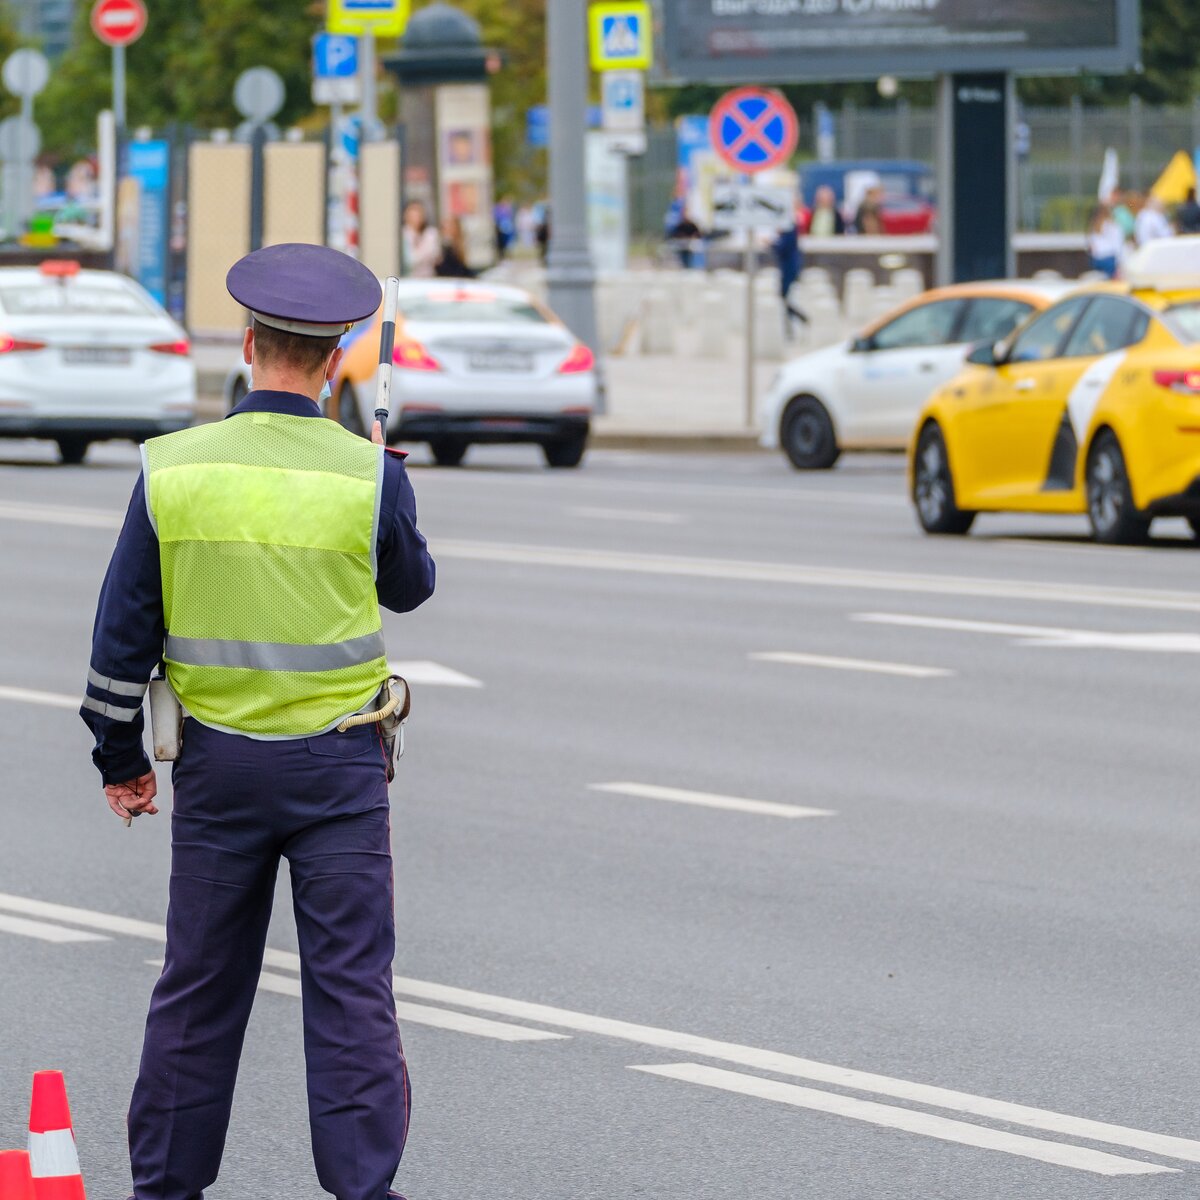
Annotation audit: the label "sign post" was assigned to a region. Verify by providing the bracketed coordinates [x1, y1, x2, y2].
[233, 67, 287, 252]
[709, 87, 798, 429]
[1, 50, 49, 237]
[91, 0, 147, 134]
[327, 0, 409, 144]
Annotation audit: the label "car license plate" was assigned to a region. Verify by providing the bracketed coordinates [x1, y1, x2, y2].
[467, 351, 532, 373]
[63, 347, 132, 366]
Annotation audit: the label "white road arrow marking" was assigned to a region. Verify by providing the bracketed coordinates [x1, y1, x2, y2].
[854, 612, 1200, 653]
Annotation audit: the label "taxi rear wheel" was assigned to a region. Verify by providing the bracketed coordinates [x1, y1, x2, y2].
[430, 438, 468, 468]
[781, 395, 840, 470]
[56, 437, 89, 466]
[913, 423, 974, 535]
[1086, 432, 1150, 545]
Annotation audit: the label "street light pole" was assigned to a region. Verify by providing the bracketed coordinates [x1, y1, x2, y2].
[546, 0, 599, 374]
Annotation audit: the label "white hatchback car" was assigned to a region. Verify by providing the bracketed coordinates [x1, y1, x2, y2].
[0, 262, 195, 463]
[759, 280, 1074, 469]
[227, 279, 602, 468]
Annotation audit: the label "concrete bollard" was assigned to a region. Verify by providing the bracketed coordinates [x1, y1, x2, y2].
[1032, 268, 1063, 280]
[842, 268, 876, 323]
[891, 267, 925, 301]
[696, 289, 729, 359]
[807, 296, 844, 349]
[640, 288, 677, 355]
[755, 293, 785, 360]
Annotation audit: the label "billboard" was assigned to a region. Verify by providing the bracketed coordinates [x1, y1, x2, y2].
[660, 0, 1141, 82]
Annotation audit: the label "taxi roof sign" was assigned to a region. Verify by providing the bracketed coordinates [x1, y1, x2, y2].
[589, 2, 653, 72]
[327, 0, 409, 39]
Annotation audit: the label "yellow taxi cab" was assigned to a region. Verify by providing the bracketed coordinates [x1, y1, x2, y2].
[910, 238, 1200, 543]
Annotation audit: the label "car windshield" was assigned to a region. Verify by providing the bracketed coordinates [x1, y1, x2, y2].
[0, 281, 157, 317]
[1164, 302, 1200, 344]
[399, 292, 547, 325]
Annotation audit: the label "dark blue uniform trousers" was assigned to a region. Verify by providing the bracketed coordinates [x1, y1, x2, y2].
[128, 719, 411, 1200]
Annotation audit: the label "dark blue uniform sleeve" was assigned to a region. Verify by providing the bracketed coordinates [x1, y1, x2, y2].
[80, 474, 164, 785]
[376, 452, 435, 613]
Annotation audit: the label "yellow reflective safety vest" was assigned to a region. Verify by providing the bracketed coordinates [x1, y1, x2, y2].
[142, 411, 388, 738]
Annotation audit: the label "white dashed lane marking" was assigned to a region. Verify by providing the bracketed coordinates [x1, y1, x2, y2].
[751, 651, 953, 679]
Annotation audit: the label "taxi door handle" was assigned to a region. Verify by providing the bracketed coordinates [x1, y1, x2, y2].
[918, 361, 937, 372]
[1015, 378, 1037, 392]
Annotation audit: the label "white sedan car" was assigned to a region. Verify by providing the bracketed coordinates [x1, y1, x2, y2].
[227, 279, 602, 468]
[0, 263, 195, 463]
[760, 280, 1073, 469]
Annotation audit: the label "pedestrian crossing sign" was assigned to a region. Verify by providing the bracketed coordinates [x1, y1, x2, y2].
[327, 0, 409, 38]
[589, 2, 653, 72]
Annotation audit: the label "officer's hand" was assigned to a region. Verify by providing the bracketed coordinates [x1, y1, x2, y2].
[105, 770, 159, 822]
[371, 419, 385, 447]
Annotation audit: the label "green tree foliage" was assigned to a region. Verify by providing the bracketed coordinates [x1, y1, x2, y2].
[37, 0, 322, 157]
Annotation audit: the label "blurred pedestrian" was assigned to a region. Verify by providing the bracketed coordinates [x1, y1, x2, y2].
[665, 209, 704, 269]
[772, 220, 808, 336]
[1176, 187, 1200, 234]
[493, 196, 516, 258]
[536, 206, 551, 263]
[1086, 204, 1124, 278]
[854, 186, 885, 235]
[1110, 190, 1137, 240]
[403, 202, 441, 278]
[436, 216, 474, 278]
[1135, 194, 1173, 246]
[807, 185, 845, 237]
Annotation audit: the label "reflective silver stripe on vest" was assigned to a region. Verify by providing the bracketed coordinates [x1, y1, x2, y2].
[165, 631, 386, 673]
[87, 668, 149, 699]
[81, 696, 142, 722]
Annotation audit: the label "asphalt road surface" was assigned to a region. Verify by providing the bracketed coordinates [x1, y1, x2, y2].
[3, 438, 1200, 1199]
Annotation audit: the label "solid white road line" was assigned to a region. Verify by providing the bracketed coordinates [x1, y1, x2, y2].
[630, 1064, 1174, 1178]
[5, 497, 1199, 615]
[589, 782, 833, 820]
[0, 913, 108, 943]
[388, 660, 484, 688]
[0, 685, 80, 710]
[254, 970, 568, 1043]
[7, 892, 1200, 1167]
[751, 651, 952, 679]
[853, 612, 1200, 653]
[568, 506, 686, 525]
[432, 539, 1200, 614]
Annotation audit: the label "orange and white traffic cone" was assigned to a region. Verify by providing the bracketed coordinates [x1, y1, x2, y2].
[26, 1072, 85, 1200]
[0, 1150, 37, 1200]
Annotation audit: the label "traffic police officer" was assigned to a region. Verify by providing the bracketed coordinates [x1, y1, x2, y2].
[80, 243, 436, 1200]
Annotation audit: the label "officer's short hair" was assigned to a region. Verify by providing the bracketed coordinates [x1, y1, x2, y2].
[252, 319, 341, 375]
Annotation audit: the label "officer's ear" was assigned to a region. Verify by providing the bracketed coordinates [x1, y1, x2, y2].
[326, 347, 344, 381]
[242, 327, 254, 367]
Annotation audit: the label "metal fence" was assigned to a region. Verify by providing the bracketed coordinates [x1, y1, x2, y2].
[626, 98, 1200, 238]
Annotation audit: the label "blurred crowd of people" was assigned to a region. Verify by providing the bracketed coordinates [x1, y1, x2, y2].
[1086, 188, 1200, 278]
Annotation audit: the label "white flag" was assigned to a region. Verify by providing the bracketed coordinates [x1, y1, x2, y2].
[1098, 148, 1120, 203]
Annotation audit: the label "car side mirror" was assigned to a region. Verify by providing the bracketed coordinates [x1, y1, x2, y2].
[966, 340, 998, 367]
[851, 336, 874, 353]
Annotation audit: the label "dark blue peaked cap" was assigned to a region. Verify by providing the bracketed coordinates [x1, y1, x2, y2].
[227, 243, 382, 337]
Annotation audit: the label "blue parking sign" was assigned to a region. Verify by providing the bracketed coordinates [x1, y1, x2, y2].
[314, 34, 358, 78]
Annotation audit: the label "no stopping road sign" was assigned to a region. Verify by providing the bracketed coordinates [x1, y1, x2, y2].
[709, 87, 798, 175]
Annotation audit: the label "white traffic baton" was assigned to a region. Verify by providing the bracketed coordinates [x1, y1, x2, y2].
[374, 276, 400, 435]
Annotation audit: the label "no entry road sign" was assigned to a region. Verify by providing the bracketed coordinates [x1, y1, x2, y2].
[709, 87, 798, 175]
[91, 0, 147, 48]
